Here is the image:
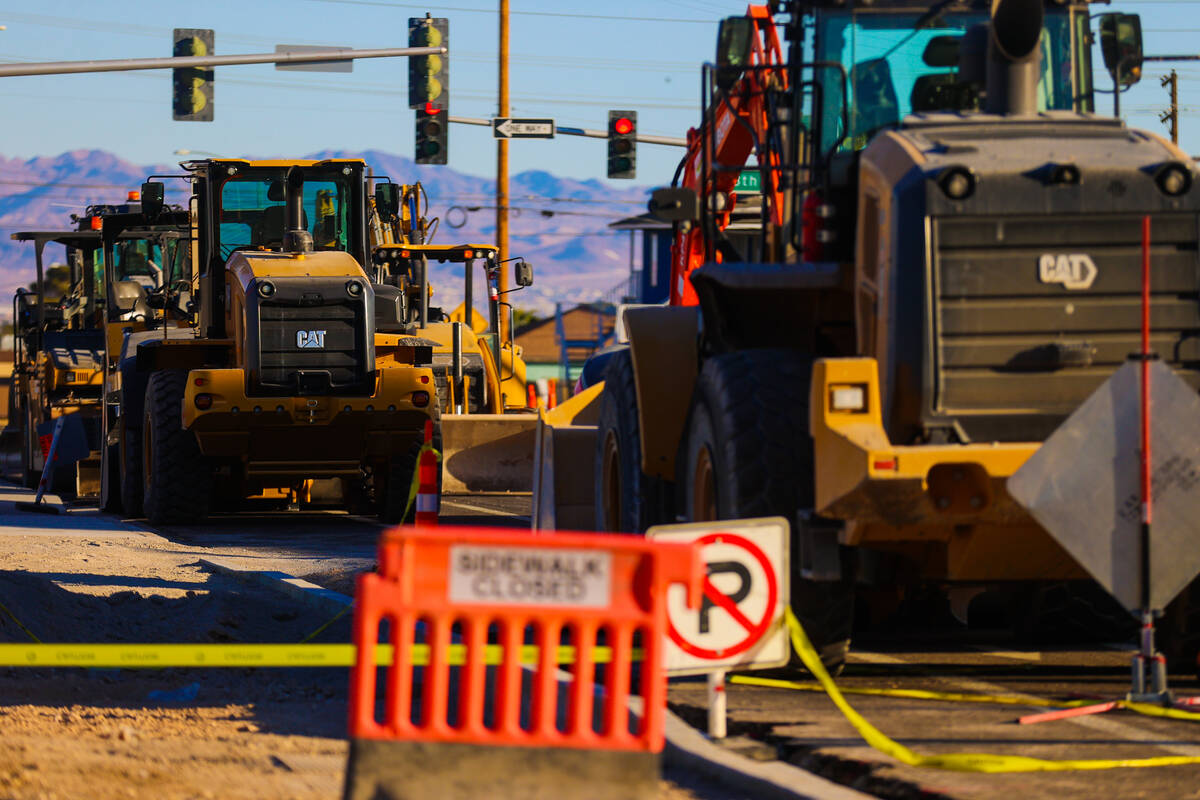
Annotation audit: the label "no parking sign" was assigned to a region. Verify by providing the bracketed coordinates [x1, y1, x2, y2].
[648, 517, 790, 676]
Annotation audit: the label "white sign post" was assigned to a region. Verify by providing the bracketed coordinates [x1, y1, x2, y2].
[647, 516, 790, 739]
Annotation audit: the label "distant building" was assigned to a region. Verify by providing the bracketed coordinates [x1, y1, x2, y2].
[608, 190, 765, 305]
[515, 303, 615, 387]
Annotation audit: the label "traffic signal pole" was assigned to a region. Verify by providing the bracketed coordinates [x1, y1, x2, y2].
[497, 0, 510, 337]
[0, 46, 445, 77]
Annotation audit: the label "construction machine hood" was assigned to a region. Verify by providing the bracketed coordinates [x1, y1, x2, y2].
[871, 113, 1199, 217]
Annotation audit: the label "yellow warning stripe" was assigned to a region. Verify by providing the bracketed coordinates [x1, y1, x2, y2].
[0, 643, 634, 668]
[777, 609, 1200, 772]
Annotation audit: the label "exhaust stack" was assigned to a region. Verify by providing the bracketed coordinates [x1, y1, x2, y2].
[985, 0, 1043, 115]
[282, 165, 313, 253]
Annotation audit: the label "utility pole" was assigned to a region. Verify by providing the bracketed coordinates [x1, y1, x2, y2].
[497, 0, 510, 339]
[1160, 69, 1179, 145]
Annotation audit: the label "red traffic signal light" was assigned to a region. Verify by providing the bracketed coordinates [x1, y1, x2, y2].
[607, 109, 637, 180]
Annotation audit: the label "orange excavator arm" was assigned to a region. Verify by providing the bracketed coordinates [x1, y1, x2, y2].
[671, 4, 787, 306]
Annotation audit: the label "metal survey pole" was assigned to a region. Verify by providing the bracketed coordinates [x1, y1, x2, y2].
[497, 0, 510, 342]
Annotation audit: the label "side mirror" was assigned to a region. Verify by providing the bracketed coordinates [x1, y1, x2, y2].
[648, 187, 699, 222]
[515, 259, 533, 287]
[375, 184, 400, 219]
[141, 181, 165, 218]
[715, 17, 754, 91]
[1099, 13, 1143, 88]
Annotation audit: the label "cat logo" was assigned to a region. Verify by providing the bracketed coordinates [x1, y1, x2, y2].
[296, 330, 327, 349]
[1038, 253, 1098, 290]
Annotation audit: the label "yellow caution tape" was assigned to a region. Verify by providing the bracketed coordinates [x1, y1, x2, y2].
[0, 599, 42, 643]
[779, 608, 1200, 772]
[730, 674, 1095, 709]
[0, 642, 637, 669]
[296, 605, 351, 644]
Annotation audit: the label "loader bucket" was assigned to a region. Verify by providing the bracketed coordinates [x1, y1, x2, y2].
[530, 382, 604, 530]
[441, 414, 539, 494]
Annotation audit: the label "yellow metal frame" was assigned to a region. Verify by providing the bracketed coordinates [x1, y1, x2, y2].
[809, 358, 1086, 581]
[809, 358, 1040, 522]
[182, 365, 436, 429]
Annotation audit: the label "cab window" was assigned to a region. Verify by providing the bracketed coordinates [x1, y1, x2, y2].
[217, 174, 350, 259]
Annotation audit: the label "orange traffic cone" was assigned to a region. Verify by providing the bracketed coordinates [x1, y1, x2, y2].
[415, 419, 439, 526]
[547, 378, 557, 410]
[527, 382, 538, 409]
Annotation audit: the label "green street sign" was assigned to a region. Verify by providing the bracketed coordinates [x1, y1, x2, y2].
[734, 170, 761, 193]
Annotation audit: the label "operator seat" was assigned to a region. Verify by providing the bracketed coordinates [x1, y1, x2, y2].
[254, 204, 308, 250]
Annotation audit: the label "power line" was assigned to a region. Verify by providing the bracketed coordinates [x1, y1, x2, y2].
[302, 0, 719, 24]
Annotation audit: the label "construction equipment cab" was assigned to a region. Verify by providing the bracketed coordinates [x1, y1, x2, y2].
[122, 159, 438, 525]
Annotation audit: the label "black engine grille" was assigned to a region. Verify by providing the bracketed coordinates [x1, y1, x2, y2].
[932, 213, 1200, 439]
[256, 300, 366, 394]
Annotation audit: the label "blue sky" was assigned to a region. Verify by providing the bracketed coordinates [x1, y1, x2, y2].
[0, 0, 1194, 188]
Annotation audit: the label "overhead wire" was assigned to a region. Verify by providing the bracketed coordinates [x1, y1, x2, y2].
[300, 0, 720, 24]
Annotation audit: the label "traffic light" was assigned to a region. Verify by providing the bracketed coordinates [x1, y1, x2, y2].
[172, 28, 214, 122]
[415, 103, 448, 165]
[607, 110, 636, 179]
[409, 16, 449, 110]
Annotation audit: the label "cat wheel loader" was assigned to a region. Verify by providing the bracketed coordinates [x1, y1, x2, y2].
[6, 192, 174, 497]
[534, 0, 1200, 672]
[367, 181, 541, 495]
[8, 226, 107, 495]
[110, 159, 438, 525]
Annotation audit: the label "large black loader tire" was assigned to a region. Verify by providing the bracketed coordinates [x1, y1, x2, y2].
[142, 370, 212, 525]
[119, 415, 143, 518]
[99, 437, 122, 514]
[593, 348, 670, 533]
[679, 348, 855, 675]
[21, 405, 40, 490]
[377, 404, 442, 525]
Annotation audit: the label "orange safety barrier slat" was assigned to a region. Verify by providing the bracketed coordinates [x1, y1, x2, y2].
[348, 526, 703, 752]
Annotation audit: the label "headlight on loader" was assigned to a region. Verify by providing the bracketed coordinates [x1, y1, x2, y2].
[829, 384, 867, 413]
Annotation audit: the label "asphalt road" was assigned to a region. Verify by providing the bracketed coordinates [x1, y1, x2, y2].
[670, 634, 1200, 800]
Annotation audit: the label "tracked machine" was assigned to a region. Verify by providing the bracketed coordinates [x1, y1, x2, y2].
[535, 0, 1200, 669]
[109, 159, 438, 524]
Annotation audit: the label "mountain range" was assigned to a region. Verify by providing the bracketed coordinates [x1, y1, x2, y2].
[0, 149, 653, 318]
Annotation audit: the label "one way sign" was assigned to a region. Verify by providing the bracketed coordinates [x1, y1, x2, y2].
[492, 117, 555, 139]
[648, 517, 790, 676]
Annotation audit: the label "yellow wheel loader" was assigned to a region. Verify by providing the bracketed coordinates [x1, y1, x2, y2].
[534, 0, 1200, 672]
[367, 181, 539, 495]
[8, 226, 108, 495]
[114, 159, 438, 525]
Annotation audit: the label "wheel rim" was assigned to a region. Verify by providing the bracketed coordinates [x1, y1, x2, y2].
[601, 430, 621, 532]
[691, 445, 717, 522]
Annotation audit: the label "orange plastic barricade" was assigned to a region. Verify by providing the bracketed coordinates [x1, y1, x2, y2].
[348, 526, 702, 753]
[344, 526, 703, 798]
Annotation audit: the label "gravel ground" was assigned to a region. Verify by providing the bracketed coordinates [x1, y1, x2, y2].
[0, 486, 733, 799]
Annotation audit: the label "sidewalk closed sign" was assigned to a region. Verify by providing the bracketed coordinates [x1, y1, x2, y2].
[648, 517, 789, 675]
[448, 545, 612, 607]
